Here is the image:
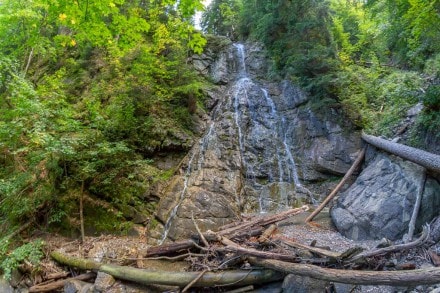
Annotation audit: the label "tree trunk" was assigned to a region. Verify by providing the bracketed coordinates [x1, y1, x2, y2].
[305, 147, 366, 223]
[29, 272, 96, 293]
[361, 132, 440, 172]
[248, 257, 440, 286]
[51, 251, 284, 287]
[406, 171, 427, 242]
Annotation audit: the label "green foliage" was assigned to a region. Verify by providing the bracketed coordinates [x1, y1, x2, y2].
[0, 240, 44, 280]
[417, 83, 440, 135]
[0, 0, 207, 239]
[423, 84, 440, 111]
[201, 0, 242, 39]
[335, 63, 424, 132]
[240, 0, 339, 99]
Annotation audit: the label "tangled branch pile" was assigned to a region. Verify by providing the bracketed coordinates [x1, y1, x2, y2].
[29, 205, 440, 292]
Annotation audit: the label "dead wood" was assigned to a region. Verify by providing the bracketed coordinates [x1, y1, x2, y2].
[80, 180, 85, 243]
[273, 235, 341, 259]
[219, 206, 309, 237]
[348, 225, 430, 262]
[29, 272, 96, 293]
[305, 147, 366, 223]
[406, 171, 427, 242]
[192, 214, 209, 247]
[214, 234, 299, 262]
[258, 224, 278, 244]
[248, 257, 440, 286]
[181, 269, 207, 292]
[145, 240, 196, 257]
[362, 132, 440, 173]
[45, 271, 70, 280]
[224, 245, 299, 262]
[428, 250, 440, 266]
[224, 285, 254, 293]
[51, 251, 284, 287]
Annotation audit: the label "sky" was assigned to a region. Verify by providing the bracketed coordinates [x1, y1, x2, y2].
[194, 0, 212, 30]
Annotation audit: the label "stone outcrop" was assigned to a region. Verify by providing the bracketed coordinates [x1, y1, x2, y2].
[151, 38, 362, 242]
[331, 147, 440, 241]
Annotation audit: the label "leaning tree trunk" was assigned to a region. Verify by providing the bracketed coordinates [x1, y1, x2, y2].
[362, 132, 440, 173]
[249, 257, 440, 286]
[50, 251, 284, 288]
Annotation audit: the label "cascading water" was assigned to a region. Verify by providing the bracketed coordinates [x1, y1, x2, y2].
[159, 122, 217, 244]
[156, 42, 314, 242]
[230, 43, 305, 213]
[159, 151, 195, 245]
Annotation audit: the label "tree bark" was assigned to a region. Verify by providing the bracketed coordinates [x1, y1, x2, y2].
[219, 205, 309, 237]
[361, 132, 440, 173]
[349, 225, 430, 262]
[406, 171, 427, 242]
[248, 257, 440, 286]
[145, 240, 196, 257]
[51, 251, 284, 287]
[273, 236, 341, 259]
[29, 272, 96, 293]
[305, 147, 366, 223]
[80, 180, 85, 243]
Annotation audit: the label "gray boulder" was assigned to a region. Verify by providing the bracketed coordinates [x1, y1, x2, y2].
[331, 150, 440, 241]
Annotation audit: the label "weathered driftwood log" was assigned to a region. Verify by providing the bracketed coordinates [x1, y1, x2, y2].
[145, 240, 196, 257]
[273, 236, 341, 259]
[219, 205, 309, 237]
[349, 225, 430, 262]
[258, 224, 278, 244]
[305, 147, 366, 223]
[406, 171, 427, 242]
[51, 251, 284, 287]
[361, 132, 440, 172]
[29, 272, 96, 293]
[249, 257, 440, 286]
[216, 235, 299, 262]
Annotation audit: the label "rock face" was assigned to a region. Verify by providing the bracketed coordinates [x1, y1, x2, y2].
[151, 39, 361, 242]
[331, 147, 440, 241]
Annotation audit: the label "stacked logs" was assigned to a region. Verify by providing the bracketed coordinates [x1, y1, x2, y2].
[34, 205, 440, 292]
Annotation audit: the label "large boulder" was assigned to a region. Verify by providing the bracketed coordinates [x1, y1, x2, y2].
[331, 148, 440, 241]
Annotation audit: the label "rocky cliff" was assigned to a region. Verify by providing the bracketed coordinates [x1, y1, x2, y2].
[149, 37, 362, 243]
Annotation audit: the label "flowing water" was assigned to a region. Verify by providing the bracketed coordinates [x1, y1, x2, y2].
[159, 43, 308, 241]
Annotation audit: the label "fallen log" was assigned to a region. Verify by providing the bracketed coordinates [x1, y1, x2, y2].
[305, 147, 366, 223]
[258, 224, 278, 244]
[273, 236, 341, 259]
[29, 272, 96, 293]
[145, 240, 196, 257]
[348, 225, 430, 262]
[219, 205, 309, 237]
[406, 171, 427, 242]
[217, 235, 299, 262]
[249, 257, 440, 286]
[51, 251, 284, 287]
[361, 132, 440, 173]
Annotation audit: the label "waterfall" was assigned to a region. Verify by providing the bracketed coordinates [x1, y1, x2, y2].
[231, 43, 304, 213]
[233, 43, 246, 76]
[157, 42, 312, 242]
[159, 122, 217, 244]
[159, 151, 195, 245]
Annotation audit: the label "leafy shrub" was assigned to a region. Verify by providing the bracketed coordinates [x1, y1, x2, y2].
[423, 84, 440, 111]
[0, 240, 44, 280]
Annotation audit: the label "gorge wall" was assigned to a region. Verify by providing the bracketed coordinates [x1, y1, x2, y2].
[147, 37, 440, 244]
[149, 38, 362, 243]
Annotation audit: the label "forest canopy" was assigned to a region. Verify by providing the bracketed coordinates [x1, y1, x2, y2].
[0, 0, 206, 241]
[203, 0, 440, 132]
